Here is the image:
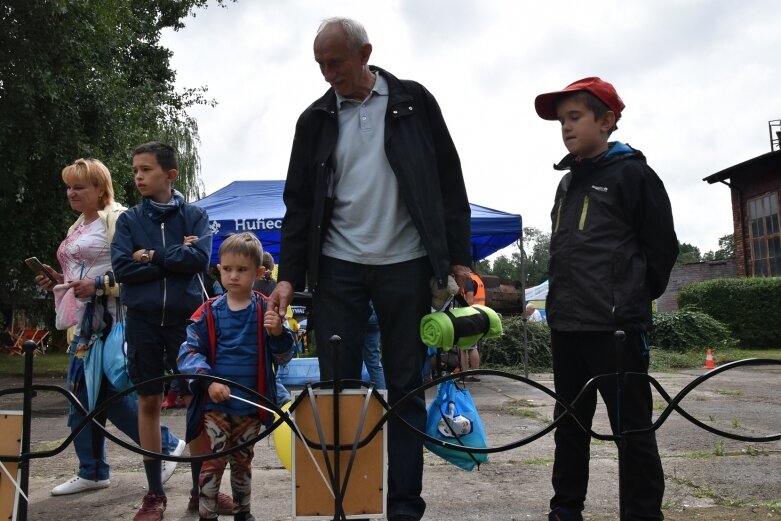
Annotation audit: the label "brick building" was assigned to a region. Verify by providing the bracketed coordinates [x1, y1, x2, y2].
[656, 259, 737, 312]
[703, 123, 781, 277]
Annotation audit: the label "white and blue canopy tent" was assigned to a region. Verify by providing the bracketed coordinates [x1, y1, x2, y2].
[193, 180, 522, 265]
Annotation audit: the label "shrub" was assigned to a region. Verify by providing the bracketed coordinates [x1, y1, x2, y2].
[677, 277, 781, 348]
[649, 309, 736, 352]
[481, 316, 552, 371]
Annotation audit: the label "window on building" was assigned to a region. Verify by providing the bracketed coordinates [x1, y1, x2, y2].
[747, 192, 780, 276]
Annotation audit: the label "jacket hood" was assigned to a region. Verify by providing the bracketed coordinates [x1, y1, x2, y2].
[554, 141, 642, 171]
[141, 189, 186, 223]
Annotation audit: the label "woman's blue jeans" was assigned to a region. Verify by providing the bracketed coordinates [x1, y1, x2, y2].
[67, 338, 180, 480]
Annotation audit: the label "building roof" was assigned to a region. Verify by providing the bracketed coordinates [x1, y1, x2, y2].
[703, 149, 781, 184]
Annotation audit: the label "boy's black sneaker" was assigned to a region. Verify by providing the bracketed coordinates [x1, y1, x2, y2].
[548, 507, 582, 521]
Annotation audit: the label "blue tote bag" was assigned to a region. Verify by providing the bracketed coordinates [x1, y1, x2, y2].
[102, 300, 134, 393]
[424, 379, 488, 471]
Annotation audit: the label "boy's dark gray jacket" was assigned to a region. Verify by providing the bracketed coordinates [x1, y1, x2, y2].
[277, 66, 472, 291]
[111, 192, 212, 325]
[546, 142, 679, 331]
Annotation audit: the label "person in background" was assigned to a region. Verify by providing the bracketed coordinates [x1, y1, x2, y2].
[526, 302, 543, 322]
[35, 158, 184, 497]
[250, 250, 291, 404]
[459, 272, 484, 382]
[363, 301, 386, 389]
[253, 251, 277, 296]
[534, 77, 678, 521]
[269, 18, 472, 521]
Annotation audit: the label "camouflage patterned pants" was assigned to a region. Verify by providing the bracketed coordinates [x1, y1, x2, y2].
[199, 411, 262, 519]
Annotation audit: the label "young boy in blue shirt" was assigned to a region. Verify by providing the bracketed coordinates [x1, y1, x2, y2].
[178, 232, 295, 521]
[534, 78, 678, 521]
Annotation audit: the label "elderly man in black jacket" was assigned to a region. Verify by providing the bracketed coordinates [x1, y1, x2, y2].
[268, 17, 471, 521]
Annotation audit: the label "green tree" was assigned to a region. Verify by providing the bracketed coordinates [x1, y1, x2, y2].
[702, 234, 735, 261]
[477, 227, 549, 286]
[676, 242, 701, 264]
[0, 0, 229, 326]
[523, 227, 550, 287]
[490, 254, 518, 280]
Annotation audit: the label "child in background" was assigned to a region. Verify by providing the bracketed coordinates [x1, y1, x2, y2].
[178, 232, 295, 521]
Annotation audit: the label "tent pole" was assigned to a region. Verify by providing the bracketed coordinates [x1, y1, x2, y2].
[518, 236, 529, 379]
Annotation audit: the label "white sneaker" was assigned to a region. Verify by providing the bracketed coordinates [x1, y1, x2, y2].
[161, 438, 186, 484]
[51, 475, 110, 496]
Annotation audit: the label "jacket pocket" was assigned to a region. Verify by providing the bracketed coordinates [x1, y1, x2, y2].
[554, 197, 564, 232]
[578, 195, 589, 231]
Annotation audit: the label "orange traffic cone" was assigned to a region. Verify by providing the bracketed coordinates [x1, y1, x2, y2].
[704, 348, 716, 370]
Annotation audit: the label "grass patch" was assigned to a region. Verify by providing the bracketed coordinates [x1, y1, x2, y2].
[681, 441, 725, 459]
[486, 347, 781, 373]
[502, 398, 550, 423]
[667, 474, 747, 507]
[714, 388, 743, 396]
[505, 398, 542, 408]
[0, 351, 69, 377]
[32, 438, 68, 452]
[649, 346, 781, 371]
[522, 457, 554, 465]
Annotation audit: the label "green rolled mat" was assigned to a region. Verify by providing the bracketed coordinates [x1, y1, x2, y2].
[420, 305, 503, 349]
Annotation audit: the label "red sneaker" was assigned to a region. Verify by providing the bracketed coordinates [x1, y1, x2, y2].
[160, 391, 178, 409]
[134, 492, 166, 521]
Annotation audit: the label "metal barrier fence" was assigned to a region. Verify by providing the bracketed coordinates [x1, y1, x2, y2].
[1, 339, 779, 520]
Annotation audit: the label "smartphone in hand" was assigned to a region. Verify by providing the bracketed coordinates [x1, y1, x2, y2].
[25, 257, 58, 284]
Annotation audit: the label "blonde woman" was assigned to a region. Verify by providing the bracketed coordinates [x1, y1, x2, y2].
[35, 158, 184, 496]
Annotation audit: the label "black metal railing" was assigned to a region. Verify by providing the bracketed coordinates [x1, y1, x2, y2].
[1, 339, 779, 521]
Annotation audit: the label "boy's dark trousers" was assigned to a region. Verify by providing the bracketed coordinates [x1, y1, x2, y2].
[549, 330, 664, 521]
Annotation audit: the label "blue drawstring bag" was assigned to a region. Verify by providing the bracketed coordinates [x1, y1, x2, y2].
[424, 379, 488, 471]
[103, 320, 134, 393]
[83, 334, 104, 411]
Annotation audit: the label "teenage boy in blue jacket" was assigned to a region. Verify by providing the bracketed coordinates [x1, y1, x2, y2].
[534, 78, 678, 521]
[111, 141, 213, 521]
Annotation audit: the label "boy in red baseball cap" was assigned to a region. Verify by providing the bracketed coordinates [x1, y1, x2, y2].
[534, 78, 678, 521]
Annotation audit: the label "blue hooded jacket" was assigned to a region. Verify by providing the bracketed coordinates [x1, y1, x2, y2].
[111, 190, 212, 325]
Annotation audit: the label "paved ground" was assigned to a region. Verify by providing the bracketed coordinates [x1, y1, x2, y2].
[0, 364, 779, 520]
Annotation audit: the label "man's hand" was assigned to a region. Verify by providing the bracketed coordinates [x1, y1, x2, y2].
[450, 264, 472, 291]
[183, 235, 198, 246]
[264, 309, 283, 336]
[207, 382, 230, 403]
[268, 281, 293, 318]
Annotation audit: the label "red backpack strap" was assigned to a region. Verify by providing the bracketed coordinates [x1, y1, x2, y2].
[205, 302, 217, 365]
[192, 296, 220, 365]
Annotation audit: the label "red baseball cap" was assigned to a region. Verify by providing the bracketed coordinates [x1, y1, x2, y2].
[535, 77, 625, 121]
